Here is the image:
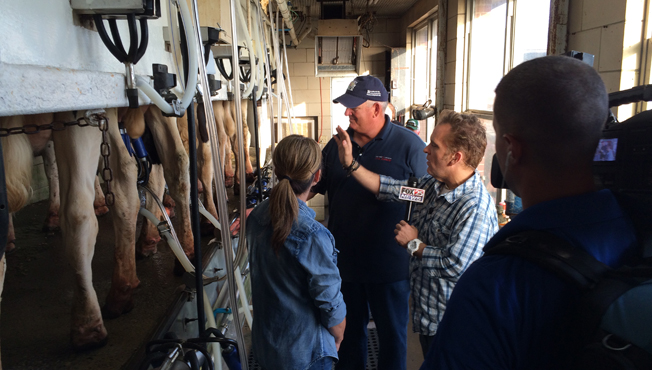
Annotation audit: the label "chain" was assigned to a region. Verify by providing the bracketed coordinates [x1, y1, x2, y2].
[98, 118, 115, 206]
[0, 117, 93, 137]
[0, 113, 116, 206]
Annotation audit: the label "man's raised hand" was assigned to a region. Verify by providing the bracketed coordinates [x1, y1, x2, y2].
[333, 126, 354, 168]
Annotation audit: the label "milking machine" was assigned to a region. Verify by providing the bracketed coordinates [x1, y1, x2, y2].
[76, 0, 302, 368]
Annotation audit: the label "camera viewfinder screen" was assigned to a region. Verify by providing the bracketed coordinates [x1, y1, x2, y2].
[594, 138, 618, 162]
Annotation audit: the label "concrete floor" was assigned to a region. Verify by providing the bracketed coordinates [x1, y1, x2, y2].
[2, 196, 425, 370]
[407, 325, 424, 369]
[2, 199, 185, 370]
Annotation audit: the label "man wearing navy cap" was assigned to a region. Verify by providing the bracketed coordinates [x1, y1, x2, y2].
[311, 75, 427, 370]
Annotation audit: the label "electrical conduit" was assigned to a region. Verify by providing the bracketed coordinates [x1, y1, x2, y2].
[273, 0, 299, 46]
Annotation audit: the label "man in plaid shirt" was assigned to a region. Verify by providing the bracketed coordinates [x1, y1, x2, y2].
[333, 110, 498, 356]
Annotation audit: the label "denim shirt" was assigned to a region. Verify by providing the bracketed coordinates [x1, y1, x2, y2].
[247, 199, 346, 370]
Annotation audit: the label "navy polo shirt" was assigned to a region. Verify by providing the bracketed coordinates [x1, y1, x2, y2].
[312, 116, 427, 283]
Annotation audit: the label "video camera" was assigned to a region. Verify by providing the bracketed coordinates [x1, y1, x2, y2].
[491, 84, 652, 201]
[410, 99, 436, 121]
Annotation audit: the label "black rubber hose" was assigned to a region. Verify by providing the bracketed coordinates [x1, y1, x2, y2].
[251, 87, 263, 203]
[239, 66, 250, 83]
[127, 14, 139, 63]
[108, 19, 128, 61]
[194, 328, 239, 349]
[181, 343, 215, 370]
[138, 352, 167, 370]
[185, 350, 201, 370]
[179, 11, 206, 338]
[146, 339, 183, 354]
[178, 12, 190, 86]
[217, 58, 233, 80]
[93, 15, 127, 62]
[134, 18, 149, 64]
[204, 43, 212, 66]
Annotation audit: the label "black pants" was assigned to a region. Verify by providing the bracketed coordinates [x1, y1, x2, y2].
[419, 334, 435, 358]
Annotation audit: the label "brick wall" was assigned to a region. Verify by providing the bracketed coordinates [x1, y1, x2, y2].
[568, 0, 645, 120]
[285, 19, 403, 221]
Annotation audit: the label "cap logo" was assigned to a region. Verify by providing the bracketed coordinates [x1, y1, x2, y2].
[347, 81, 358, 91]
[367, 90, 381, 97]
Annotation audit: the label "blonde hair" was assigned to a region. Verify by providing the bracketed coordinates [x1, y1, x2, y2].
[269, 135, 321, 253]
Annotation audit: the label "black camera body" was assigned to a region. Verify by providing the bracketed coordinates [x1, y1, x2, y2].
[593, 109, 652, 200]
[491, 85, 652, 202]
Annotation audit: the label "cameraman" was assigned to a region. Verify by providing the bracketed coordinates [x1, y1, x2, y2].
[420, 56, 639, 369]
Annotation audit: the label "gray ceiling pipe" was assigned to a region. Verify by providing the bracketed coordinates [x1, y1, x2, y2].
[274, 0, 300, 47]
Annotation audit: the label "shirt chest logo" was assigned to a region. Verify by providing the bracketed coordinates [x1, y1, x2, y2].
[375, 155, 392, 162]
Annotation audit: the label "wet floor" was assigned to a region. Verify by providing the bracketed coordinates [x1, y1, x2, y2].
[1, 199, 185, 370]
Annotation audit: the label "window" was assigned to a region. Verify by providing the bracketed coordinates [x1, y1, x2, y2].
[467, 0, 508, 112]
[465, 0, 551, 198]
[411, 16, 438, 141]
[467, 0, 551, 112]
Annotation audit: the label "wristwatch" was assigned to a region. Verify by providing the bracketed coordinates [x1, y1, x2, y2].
[407, 238, 423, 256]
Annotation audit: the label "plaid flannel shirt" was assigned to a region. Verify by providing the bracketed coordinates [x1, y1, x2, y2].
[378, 171, 498, 335]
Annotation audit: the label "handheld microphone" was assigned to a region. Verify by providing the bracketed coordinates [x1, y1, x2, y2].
[399, 177, 424, 222]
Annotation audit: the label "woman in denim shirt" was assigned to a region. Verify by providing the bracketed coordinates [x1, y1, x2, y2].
[247, 135, 347, 370]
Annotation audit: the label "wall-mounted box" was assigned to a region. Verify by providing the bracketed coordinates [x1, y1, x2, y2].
[70, 0, 161, 18]
[314, 20, 362, 77]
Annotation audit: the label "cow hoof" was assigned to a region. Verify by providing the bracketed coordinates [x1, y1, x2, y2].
[42, 213, 60, 232]
[5, 241, 16, 254]
[102, 299, 134, 320]
[200, 220, 215, 236]
[163, 193, 176, 208]
[71, 319, 108, 351]
[173, 258, 186, 276]
[94, 205, 110, 217]
[165, 206, 176, 219]
[245, 172, 256, 184]
[102, 281, 138, 319]
[42, 224, 60, 233]
[173, 254, 195, 277]
[225, 176, 235, 188]
[136, 240, 159, 260]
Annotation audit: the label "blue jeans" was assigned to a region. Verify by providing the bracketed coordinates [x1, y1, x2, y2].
[335, 280, 410, 370]
[308, 356, 334, 370]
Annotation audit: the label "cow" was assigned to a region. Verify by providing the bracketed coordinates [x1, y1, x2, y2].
[0, 105, 193, 368]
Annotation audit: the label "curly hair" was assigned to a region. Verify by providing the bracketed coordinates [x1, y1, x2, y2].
[438, 110, 487, 169]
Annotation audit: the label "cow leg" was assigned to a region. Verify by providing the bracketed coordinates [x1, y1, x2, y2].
[42, 140, 61, 232]
[231, 100, 255, 188]
[6, 214, 15, 253]
[0, 253, 5, 368]
[163, 191, 175, 218]
[102, 108, 141, 319]
[145, 107, 193, 258]
[212, 100, 230, 186]
[135, 163, 164, 258]
[1, 115, 32, 254]
[94, 175, 109, 216]
[52, 111, 107, 349]
[222, 100, 236, 188]
[198, 139, 219, 235]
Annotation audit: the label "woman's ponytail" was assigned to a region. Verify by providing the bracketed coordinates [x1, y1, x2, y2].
[269, 135, 322, 254]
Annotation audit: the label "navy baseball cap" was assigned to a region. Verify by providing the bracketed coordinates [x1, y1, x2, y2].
[333, 76, 388, 108]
